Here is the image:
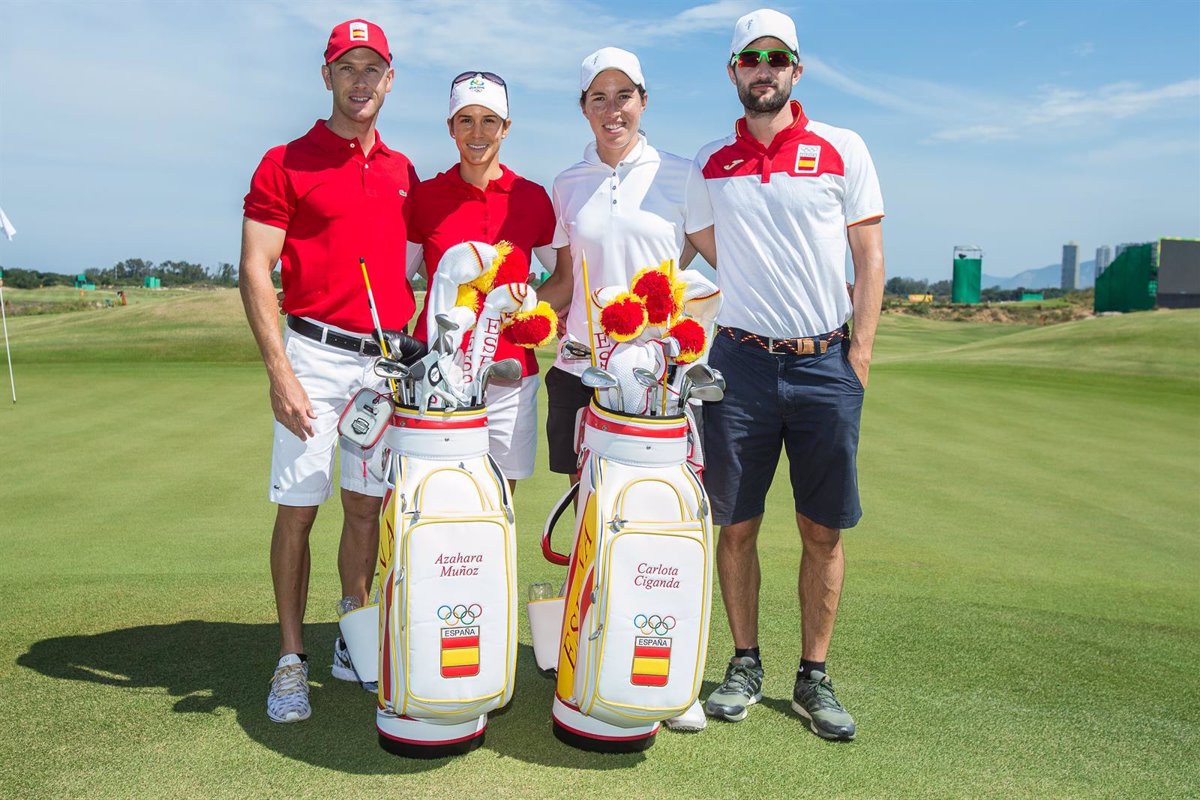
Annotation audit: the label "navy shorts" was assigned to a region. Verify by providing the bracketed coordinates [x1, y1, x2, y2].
[545, 366, 593, 474]
[702, 330, 865, 529]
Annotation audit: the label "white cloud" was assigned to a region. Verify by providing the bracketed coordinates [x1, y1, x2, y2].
[806, 50, 1200, 145]
[1073, 42, 1096, 57]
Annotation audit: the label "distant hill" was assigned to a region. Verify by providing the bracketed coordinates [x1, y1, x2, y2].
[982, 260, 1096, 291]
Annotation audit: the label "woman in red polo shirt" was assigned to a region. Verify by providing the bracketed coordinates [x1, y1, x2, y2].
[407, 71, 556, 489]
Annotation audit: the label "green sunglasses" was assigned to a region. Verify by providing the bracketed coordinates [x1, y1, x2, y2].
[732, 48, 797, 69]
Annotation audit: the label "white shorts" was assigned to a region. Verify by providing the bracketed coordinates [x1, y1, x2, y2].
[483, 374, 539, 480]
[269, 328, 388, 506]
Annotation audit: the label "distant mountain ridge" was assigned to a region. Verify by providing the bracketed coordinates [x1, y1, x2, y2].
[982, 260, 1096, 291]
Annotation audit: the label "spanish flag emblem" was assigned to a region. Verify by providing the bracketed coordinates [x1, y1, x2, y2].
[630, 636, 672, 687]
[349, 22, 369, 41]
[440, 627, 481, 678]
[795, 144, 821, 174]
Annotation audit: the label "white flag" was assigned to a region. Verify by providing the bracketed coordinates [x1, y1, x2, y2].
[0, 206, 15, 241]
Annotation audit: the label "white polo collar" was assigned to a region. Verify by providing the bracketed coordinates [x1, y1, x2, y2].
[582, 133, 657, 169]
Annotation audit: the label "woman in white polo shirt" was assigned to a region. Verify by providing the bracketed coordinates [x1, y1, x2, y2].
[537, 47, 717, 733]
[538, 46, 716, 480]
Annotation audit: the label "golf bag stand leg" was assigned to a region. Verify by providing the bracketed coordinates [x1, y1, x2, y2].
[371, 403, 518, 758]
[542, 400, 713, 753]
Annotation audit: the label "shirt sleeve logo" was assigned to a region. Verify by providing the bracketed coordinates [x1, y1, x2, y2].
[795, 144, 821, 174]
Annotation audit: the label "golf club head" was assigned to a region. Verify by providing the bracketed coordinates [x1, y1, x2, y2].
[688, 384, 724, 402]
[580, 366, 619, 390]
[488, 358, 522, 382]
[710, 367, 726, 391]
[434, 313, 460, 355]
[631, 367, 659, 388]
[374, 359, 409, 380]
[683, 362, 716, 386]
[559, 335, 592, 361]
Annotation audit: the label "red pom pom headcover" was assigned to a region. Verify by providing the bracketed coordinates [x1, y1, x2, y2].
[599, 292, 647, 343]
[667, 318, 706, 363]
[630, 267, 679, 326]
[503, 302, 557, 348]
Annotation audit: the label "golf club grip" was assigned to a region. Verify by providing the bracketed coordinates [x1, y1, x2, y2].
[541, 482, 580, 566]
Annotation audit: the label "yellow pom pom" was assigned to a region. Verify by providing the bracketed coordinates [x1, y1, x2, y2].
[455, 284, 485, 315]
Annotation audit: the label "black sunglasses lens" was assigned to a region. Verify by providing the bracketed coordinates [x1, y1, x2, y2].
[452, 71, 507, 88]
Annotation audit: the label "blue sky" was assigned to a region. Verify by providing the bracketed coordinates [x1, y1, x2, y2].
[1, 0, 1197, 280]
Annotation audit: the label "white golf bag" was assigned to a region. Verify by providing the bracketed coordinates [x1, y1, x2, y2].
[541, 401, 713, 753]
[339, 402, 518, 758]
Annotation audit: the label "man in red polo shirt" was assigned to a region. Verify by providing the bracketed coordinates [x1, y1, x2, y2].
[239, 18, 419, 723]
[407, 71, 555, 487]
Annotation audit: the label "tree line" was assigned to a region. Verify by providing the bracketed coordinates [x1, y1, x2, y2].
[1, 258, 240, 289]
[884, 276, 1068, 302]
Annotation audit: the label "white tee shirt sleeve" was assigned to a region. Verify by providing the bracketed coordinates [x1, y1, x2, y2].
[842, 131, 884, 226]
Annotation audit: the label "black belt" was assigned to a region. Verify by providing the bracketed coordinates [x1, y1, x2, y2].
[718, 325, 848, 355]
[287, 315, 381, 356]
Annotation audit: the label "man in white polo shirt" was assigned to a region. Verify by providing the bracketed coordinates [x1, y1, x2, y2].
[538, 47, 715, 481]
[696, 8, 885, 741]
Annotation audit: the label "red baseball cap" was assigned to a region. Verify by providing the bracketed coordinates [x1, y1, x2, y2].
[324, 19, 391, 65]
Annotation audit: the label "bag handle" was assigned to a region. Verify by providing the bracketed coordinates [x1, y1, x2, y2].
[541, 481, 579, 566]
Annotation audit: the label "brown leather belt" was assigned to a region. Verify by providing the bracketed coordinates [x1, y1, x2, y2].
[287, 314, 381, 356]
[718, 325, 847, 355]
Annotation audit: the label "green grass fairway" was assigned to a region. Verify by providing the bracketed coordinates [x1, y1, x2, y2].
[1, 294, 1197, 798]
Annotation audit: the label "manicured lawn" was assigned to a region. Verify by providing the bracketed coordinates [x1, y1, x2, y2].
[0, 295, 1196, 798]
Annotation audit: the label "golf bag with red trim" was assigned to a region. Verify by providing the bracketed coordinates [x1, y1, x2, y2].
[541, 400, 713, 753]
[339, 403, 518, 758]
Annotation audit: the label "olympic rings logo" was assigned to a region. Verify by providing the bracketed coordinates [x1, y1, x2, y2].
[633, 614, 676, 636]
[438, 604, 483, 626]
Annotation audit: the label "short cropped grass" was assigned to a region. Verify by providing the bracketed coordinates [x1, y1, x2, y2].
[0, 294, 1196, 798]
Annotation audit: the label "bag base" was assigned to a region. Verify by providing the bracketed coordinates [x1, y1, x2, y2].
[551, 697, 658, 753]
[377, 711, 487, 759]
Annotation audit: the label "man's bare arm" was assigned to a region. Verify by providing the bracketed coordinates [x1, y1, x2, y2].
[847, 218, 884, 389]
[535, 246, 574, 317]
[239, 218, 317, 439]
[684, 225, 717, 269]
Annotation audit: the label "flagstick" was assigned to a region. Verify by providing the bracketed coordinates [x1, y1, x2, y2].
[580, 255, 598, 403]
[358, 257, 399, 402]
[0, 277, 15, 403]
[662, 259, 673, 415]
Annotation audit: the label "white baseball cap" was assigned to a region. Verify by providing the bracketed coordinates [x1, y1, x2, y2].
[579, 47, 645, 93]
[730, 8, 799, 55]
[448, 71, 509, 119]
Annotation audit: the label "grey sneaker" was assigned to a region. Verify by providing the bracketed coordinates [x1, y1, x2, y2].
[267, 654, 310, 723]
[704, 656, 763, 722]
[791, 670, 856, 741]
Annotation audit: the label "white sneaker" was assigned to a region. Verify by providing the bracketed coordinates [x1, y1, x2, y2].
[332, 636, 378, 692]
[267, 654, 310, 723]
[664, 699, 707, 732]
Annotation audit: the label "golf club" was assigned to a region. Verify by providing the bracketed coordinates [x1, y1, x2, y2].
[474, 357, 521, 405]
[581, 365, 621, 412]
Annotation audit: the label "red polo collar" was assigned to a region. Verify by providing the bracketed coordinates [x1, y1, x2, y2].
[307, 120, 393, 159]
[443, 162, 518, 194]
[734, 100, 809, 152]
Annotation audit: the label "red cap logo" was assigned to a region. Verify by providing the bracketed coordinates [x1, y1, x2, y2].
[325, 19, 391, 64]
